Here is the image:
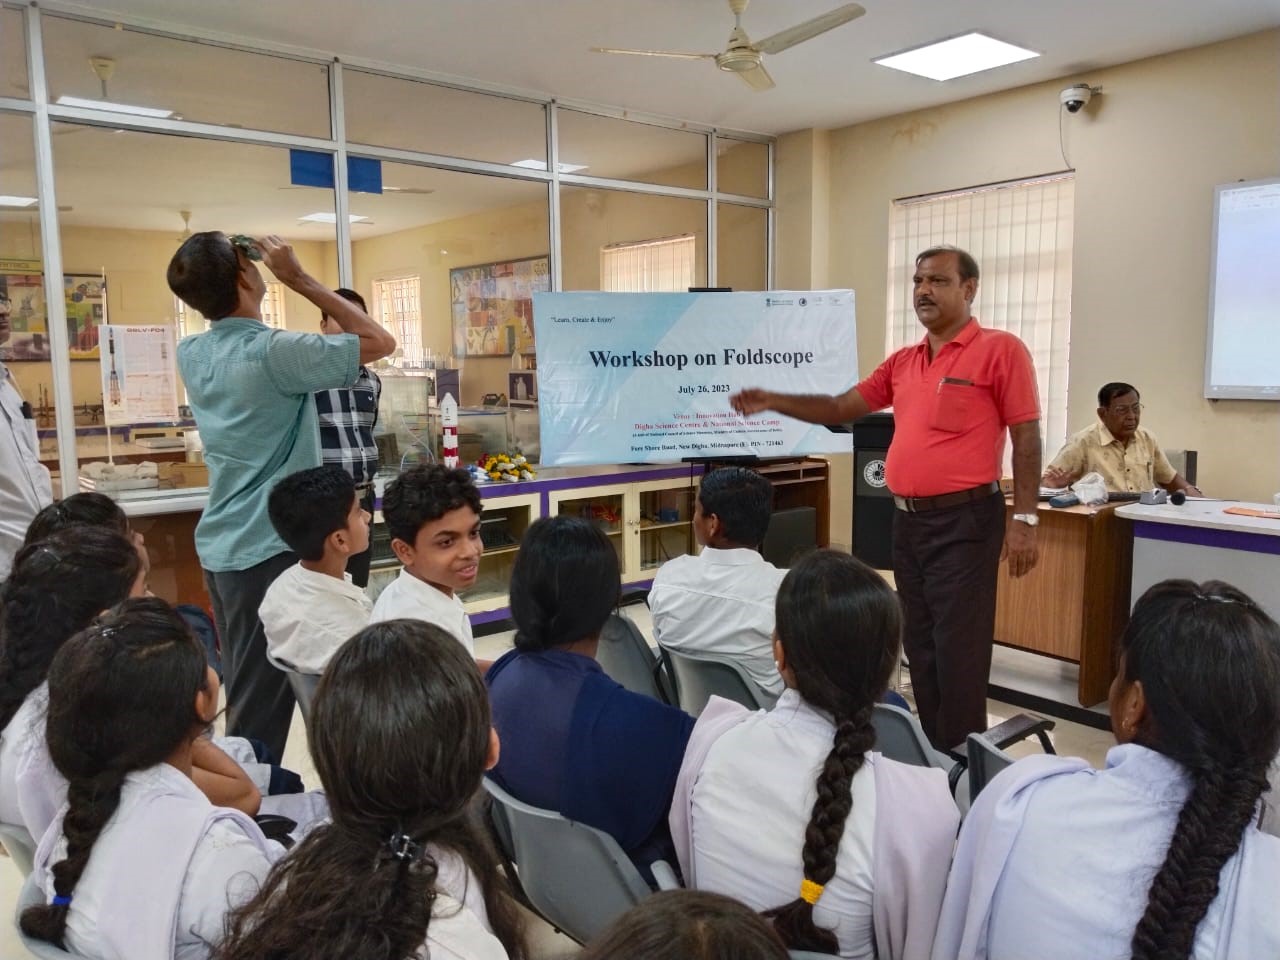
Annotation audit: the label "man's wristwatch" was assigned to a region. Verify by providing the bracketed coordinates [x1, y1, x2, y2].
[1012, 513, 1040, 527]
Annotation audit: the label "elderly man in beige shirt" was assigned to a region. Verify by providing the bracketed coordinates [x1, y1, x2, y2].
[1044, 382, 1202, 495]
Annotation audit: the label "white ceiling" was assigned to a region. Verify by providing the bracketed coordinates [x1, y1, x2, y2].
[61, 0, 1280, 134]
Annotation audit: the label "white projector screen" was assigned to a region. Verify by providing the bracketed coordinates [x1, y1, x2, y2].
[1205, 177, 1280, 399]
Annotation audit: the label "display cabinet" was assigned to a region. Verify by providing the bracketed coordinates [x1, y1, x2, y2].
[548, 474, 699, 584]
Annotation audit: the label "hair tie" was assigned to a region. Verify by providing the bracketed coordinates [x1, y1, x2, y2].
[799, 878, 824, 905]
[386, 830, 421, 863]
[52, 894, 72, 907]
[1194, 592, 1244, 607]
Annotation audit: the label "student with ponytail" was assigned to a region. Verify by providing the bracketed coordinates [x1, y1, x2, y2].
[0, 526, 263, 842]
[216, 619, 527, 960]
[670, 549, 959, 959]
[932, 579, 1280, 960]
[16, 496, 303, 805]
[486, 515, 695, 878]
[0, 526, 143, 837]
[21, 598, 276, 958]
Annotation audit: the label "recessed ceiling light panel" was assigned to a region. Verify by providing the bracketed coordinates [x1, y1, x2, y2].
[874, 32, 1039, 82]
[511, 159, 589, 174]
[298, 212, 371, 224]
[55, 95, 174, 118]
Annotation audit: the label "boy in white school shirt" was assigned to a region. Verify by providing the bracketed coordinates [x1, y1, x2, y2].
[259, 466, 373, 675]
[650, 466, 786, 696]
[370, 464, 484, 660]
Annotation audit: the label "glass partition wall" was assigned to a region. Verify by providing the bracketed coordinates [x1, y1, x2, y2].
[1, 1, 772, 490]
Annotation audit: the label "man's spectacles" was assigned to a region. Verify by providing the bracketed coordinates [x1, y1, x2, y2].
[228, 234, 262, 262]
[1110, 403, 1143, 415]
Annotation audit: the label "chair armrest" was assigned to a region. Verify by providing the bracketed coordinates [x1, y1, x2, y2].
[650, 859, 682, 891]
[983, 713, 1057, 754]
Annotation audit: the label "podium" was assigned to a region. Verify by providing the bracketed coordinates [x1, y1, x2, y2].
[994, 500, 1133, 706]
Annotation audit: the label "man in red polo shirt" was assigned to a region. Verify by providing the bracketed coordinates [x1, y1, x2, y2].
[731, 245, 1041, 748]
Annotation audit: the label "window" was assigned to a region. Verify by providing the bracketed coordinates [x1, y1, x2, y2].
[260, 280, 287, 330]
[373, 276, 423, 366]
[175, 280, 284, 337]
[600, 235, 697, 292]
[886, 174, 1074, 454]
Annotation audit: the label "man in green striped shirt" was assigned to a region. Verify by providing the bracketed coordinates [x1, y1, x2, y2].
[169, 232, 395, 758]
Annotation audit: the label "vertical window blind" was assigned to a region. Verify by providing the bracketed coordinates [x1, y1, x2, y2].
[600, 234, 696, 292]
[886, 174, 1075, 454]
[373, 276, 423, 366]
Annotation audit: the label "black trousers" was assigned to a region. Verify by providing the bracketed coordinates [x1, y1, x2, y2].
[343, 489, 376, 588]
[892, 492, 1005, 750]
[205, 550, 298, 761]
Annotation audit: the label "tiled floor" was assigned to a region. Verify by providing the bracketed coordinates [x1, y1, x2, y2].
[0, 604, 1117, 958]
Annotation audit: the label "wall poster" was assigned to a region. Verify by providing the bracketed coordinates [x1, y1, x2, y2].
[450, 255, 549, 358]
[0, 260, 106, 361]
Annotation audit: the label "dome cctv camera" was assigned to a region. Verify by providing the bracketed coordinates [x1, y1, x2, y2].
[1060, 83, 1094, 113]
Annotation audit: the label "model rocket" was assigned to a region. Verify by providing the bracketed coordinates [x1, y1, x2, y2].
[441, 392, 458, 469]
[107, 330, 122, 405]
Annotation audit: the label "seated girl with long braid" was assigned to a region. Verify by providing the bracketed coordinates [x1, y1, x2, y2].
[20, 598, 277, 958]
[0, 527, 264, 845]
[215, 620, 528, 960]
[670, 549, 960, 959]
[932, 579, 1280, 960]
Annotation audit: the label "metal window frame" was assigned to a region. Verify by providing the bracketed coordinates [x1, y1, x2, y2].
[8, 0, 774, 485]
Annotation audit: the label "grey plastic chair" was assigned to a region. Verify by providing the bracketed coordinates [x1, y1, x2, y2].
[596, 613, 672, 704]
[0, 822, 36, 877]
[482, 778, 678, 944]
[15, 873, 79, 957]
[966, 732, 1015, 800]
[661, 647, 778, 716]
[268, 659, 320, 724]
[871, 703, 968, 810]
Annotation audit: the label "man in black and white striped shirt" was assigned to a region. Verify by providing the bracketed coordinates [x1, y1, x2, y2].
[315, 287, 384, 586]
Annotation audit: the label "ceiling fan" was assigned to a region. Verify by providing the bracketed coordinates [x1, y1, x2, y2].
[592, 0, 866, 91]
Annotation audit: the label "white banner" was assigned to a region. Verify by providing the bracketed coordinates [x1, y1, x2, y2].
[99, 324, 179, 425]
[534, 291, 857, 466]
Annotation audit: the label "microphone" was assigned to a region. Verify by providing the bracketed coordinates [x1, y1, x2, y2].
[1170, 490, 1186, 506]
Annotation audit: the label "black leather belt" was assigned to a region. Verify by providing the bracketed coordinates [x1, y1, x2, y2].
[893, 482, 1001, 513]
[354, 481, 375, 496]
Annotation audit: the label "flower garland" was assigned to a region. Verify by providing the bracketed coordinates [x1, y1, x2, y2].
[474, 453, 537, 482]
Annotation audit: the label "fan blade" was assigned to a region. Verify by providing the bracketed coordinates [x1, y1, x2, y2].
[591, 46, 717, 60]
[739, 63, 775, 91]
[755, 2, 865, 55]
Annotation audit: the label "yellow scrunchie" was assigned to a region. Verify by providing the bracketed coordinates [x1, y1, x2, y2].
[800, 878, 825, 905]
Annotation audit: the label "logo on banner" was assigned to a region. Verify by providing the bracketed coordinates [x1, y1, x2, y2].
[863, 459, 887, 488]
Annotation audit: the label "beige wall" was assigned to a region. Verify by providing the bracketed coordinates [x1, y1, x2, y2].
[814, 29, 1280, 503]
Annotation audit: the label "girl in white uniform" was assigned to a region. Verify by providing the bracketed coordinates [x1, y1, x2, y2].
[215, 619, 529, 960]
[21, 597, 277, 959]
[0, 525, 143, 835]
[0, 526, 263, 842]
[933, 579, 1280, 960]
[670, 550, 959, 959]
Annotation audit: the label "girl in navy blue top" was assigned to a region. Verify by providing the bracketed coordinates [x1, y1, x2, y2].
[486, 516, 694, 878]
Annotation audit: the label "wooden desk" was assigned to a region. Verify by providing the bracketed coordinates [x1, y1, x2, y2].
[994, 500, 1133, 706]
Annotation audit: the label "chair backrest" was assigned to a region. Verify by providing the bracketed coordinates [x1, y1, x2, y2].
[662, 647, 778, 716]
[482, 778, 651, 944]
[0, 822, 37, 878]
[14, 873, 79, 957]
[596, 613, 670, 704]
[871, 703, 952, 771]
[966, 732, 1015, 800]
[284, 670, 320, 724]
